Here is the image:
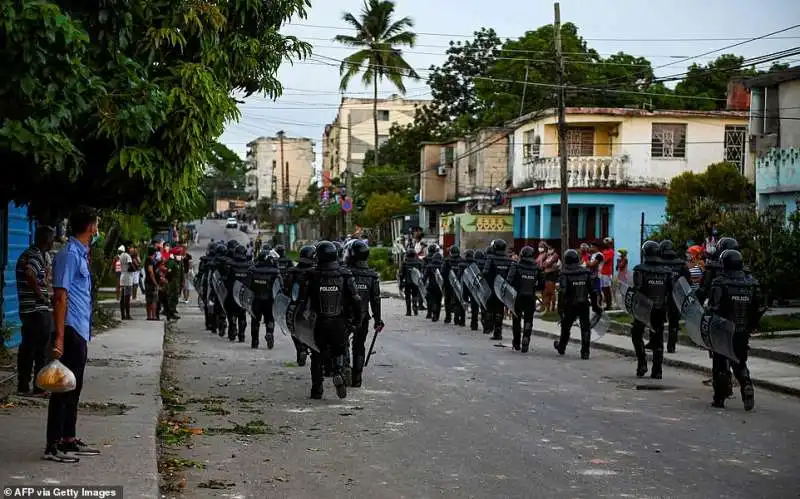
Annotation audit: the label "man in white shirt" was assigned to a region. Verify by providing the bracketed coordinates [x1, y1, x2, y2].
[118, 246, 134, 320]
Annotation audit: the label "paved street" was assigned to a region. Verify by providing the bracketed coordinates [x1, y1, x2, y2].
[157, 222, 800, 498]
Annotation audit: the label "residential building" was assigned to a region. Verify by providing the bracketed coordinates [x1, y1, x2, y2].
[417, 128, 513, 250]
[245, 135, 315, 207]
[324, 94, 430, 177]
[745, 67, 800, 221]
[509, 107, 749, 265]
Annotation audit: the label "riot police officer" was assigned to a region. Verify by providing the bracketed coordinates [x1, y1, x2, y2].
[225, 244, 250, 342]
[346, 241, 384, 387]
[198, 244, 214, 331]
[708, 249, 760, 411]
[249, 248, 281, 349]
[554, 249, 592, 358]
[482, 239, 512, 340]
[301, 241, 361, 400]
[507, 246, 542, 352]
[460, 249, 479, 331]
[697, 236, 738, 304]
[631, 241, 672, 379]
[424, 252, 445, 321]
[422, 245, 438, 318]
[442, 245, 465, 326]
[656, 240, 691, 353]
[398, 249, 423, 316]
[211, 242, 230, 336]
[473, 249, 487, 332]
[275, 244, 294, 276]
[285, 245, 315, 366]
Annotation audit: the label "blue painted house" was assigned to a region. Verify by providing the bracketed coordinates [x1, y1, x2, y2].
[745, 67, 800, 222]
[508, 107, 749, 265]
[1, 202, 35, 349]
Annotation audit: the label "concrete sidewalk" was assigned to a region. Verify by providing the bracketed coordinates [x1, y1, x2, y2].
[0, 320, 165, 498]
[380, 287, 800, 397]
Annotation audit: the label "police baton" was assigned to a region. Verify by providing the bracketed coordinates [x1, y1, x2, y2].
[364, 324, 384, 367]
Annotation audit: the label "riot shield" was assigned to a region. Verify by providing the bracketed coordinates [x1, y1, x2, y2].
[462, 263, 491, 311]
[619, 281, 653, 329]
[672, 277, 739, 363]
[232, 281, 255, 316]
[434, 269, 444, 293]
[289, 301, 319, 353]
[271, 278, 290, 336]
[449, 270, 467, 309]
[211, 271, 227, 314]
[409, 267, 424, 291]
[493, 275, 517, 315]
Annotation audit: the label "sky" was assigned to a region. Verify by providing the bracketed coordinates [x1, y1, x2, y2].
[219, 0, 800, 165]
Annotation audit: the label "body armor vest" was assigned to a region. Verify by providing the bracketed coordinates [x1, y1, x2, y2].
[402, 259, 422, 279]
[446, 256, 463, 278]
[425, 261, 443, 288]
[562, 264, 590, 305]
[636, 263, 670, 309]
[250, 264, 279, 299]
[515, 261, 539, 296]
[316, 270, 345, 318]
[716, 272, 758, 334]
[662, 258, 685, 281]
[486, 256, 512, 281]
[349, 264, 377, 315]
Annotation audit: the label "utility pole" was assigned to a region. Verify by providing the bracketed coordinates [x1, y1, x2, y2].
[554, 2, 570, 252]
[277, 130, 289, 248]
[519, 65, 530, 117]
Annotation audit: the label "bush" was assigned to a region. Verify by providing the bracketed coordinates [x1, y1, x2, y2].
[368, 247, 399, 282]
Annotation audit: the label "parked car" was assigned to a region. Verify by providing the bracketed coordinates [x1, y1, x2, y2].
[225, 217, 238, 229]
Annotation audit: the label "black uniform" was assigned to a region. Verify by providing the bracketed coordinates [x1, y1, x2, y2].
[347, 241, 383, 388]
[630, 241, 672, 379]
[472, 250, 487, 331]
[442, 246, 465, 326]
[554, 249, 592, 358]
[708, 249, 760, 411]
[225, 245, 250, 342]
[459, 250, 480, 331]
[210, 244, 229, 336]
[482, 240, 512, 340]
[248, 251, 280, 349]
[302, 242, 360, 400]
[657, 240, 691, 353]
[507, 247, 542, 352]
[398, 250, 423, 316]
[424, 253, 445, 321]
[285, 246, 315, 366]
[198, 251, 214, 331]
[422, 247, 436, 318]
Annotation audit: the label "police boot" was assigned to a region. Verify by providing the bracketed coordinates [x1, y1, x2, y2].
[470, 312, 479, 331]
[217, 316, 227, 337]
[667, 327, 679, 353]
[265, 322, 275, 349]
[351, 355, 364, 388]
[521, 323, 533, 353]
[432, 305, 441, 322]
[310, 355, 324, 399]
[650, 349, 663, 379]
[444, 307, 452, 324]
[295, 341, 308, 366]
[738, 366, 755, 411]
[491, 313, 503, 341]
[406, 303, 412, 316]
[511, 319, 521, 351]
[237, 316, 247, 343]
[250, 321, 260, 349]
[633, 340, 648, 377]
[227, 321, 237, 341]
[580, 330, 591, 360]
[332, 355, 347, 399]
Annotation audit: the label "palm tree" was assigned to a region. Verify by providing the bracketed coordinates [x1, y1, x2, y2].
[334, 0, 420, 169]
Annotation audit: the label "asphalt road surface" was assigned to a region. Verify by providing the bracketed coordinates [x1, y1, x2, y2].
[165, 221, 799, 498]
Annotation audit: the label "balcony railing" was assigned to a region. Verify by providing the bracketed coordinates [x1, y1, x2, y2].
[517, 155, 663, 189]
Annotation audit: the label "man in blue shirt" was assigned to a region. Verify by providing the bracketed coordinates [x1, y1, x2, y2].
[45, 206, 101, 463]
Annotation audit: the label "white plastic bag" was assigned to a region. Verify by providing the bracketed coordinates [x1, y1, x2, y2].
[35, 359, 77, 393]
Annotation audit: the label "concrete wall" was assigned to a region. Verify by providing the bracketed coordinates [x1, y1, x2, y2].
[511, 190, 666, 266]
[779, 80, 800, 148]
[511, 112, 749, 188]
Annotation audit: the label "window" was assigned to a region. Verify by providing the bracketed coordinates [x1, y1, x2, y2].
[440, 146, 455, 168]
[377, 110, 390, 121]
[523, 131, 541, 160]
[651, 123, 687, 158]
[724, 125, 746, 173]
[563, 127, 594, 156]
[378, 135, 389, 146]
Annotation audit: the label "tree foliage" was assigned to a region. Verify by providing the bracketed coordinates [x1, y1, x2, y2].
[364, 192, 412, 227]
[0, 0, 311, 223]
[674, 54, 759, 110]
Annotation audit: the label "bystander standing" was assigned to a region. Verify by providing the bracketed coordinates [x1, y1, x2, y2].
[117, 246, 133, 320]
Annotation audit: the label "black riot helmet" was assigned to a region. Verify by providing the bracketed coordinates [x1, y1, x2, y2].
[256, 248, 270, 263]
[298, 245, 315, 265]
[474, 249, 486, 260]
[720, 249, 744, 271]
[491, 239, 507, 253]
[227, 240, 238, 250]
[405, 248, 416, 259]
[563, 249, 580, 265]
[432, 252, 443, 262]
[717, 237, 739, 252]
[520, 246, 536, 259]
[315, 241, 338, 264]
[234, 245, 247, 259]
[350, 240, 370, 261]
[464, 249, 475, 260]
[333, 241, 344, 260]
[427, 244, 438, 256]
[659, 240, 676, 259]
[449, 245, 460, 257]
[275, 245, 286, 258]
[641, 240, 661, 262]
[262, 243, 272, 253]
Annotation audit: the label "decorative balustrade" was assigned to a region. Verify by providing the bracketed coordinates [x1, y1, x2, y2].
[521, 156, 632, 189]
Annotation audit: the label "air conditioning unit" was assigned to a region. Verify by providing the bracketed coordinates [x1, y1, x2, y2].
[436, 165, 447, 176]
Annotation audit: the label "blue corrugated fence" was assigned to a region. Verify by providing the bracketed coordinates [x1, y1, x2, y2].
[2, 202, 34, 349]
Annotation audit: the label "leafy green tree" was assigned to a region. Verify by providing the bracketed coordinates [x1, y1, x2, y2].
[334, 0, 421, 168]
[364, 191, 412, 227]
[1, 1, 311, 224]
[674, 54, 759, 110]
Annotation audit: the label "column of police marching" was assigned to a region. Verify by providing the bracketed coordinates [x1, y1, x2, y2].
[192, 235, 760, 411]
[398, 237, 760, 411]
[194, 239, 383, 400]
